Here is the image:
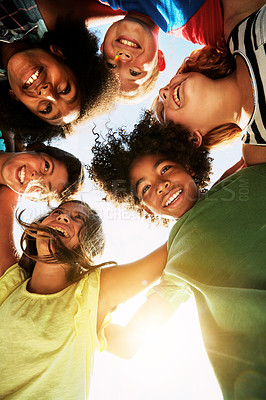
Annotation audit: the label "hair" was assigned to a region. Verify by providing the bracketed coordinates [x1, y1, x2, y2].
[18, 200, 114, 281]
[0, 20, 119, 145]
[26, 142, 84, 201]
[117, 67, 160, 104]
[89, 111, 212, 220]
[154, 41, 242, 148]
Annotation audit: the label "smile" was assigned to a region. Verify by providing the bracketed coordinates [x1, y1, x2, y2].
[51, 226, 69, 237]
[118, 39, 139, 48]
[173, 85, 181, 107]
[164, 189, 183, 207]
[23, 67, 43, 89]
[18, 165, 26, 184]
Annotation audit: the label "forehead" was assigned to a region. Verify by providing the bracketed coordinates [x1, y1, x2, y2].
[57, 202, 90, 215]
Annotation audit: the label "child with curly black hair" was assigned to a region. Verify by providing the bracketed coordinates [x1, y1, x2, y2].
[90, 113, 266, 400]
[90, 111, 212, 221]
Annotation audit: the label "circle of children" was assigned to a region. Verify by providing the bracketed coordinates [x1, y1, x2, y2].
[0, 0, 265, 399]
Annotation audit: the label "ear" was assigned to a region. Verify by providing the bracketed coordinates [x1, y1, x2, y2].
[100, 43, 103, 52]
[157, 49, 166, 71]
[140, 203, 154, 215]
[9, 89, 20, 102]
[190, 130, 203, 148]
[49, 44, 66, 59]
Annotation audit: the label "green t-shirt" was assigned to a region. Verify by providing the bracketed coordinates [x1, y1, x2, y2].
[154, 164, 266, 400]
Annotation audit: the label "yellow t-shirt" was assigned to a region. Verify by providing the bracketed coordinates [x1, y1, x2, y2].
[0, 264, 109, 400]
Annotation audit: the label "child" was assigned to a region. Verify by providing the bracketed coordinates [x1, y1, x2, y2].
[100, 0, 224, 100]
[0, 199, 167, 398]
[90, 112, 266, 400]
[0, 0, 125, 143]
[152, 2, 266, 167]
[100, 0, 255, 100]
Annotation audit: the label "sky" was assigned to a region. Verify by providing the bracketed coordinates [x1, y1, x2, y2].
[16, 21, 242, 400]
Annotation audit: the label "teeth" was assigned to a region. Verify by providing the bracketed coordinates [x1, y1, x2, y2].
[18, 166, 25, 184]
[165, 190, 182, 207]
[118, 39, 138, 48]
[173, 85, 181, 107]
[24, 67, 43, 88]
[52, 227, 69, 237]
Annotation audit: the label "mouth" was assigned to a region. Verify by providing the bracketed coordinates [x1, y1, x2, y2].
[18, 165, 26, 185]
[116, 37, 141, 49]
[50, 226, 69, 238]
[23, 67, 43, 89]
[164, 189, 183, 207]
[173, 84, 181, 107]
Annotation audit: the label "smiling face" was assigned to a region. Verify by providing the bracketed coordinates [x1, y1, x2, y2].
[130, 155, 200, 219]
[152, 72, 219, 135]
[40, 202, 90, 251]
[7, 47, 81, 125]
[102, 17, 160, 93]
[1, 152, 68, 198]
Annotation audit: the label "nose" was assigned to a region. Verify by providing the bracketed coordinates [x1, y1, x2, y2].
[37, 82, 56, 100]
[159, 85, 169, 102]
[114, 48, 132, 62]
[56, 213, 70, 223]
[157, 180, 170, 195]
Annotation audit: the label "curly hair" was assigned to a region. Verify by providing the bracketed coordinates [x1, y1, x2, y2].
[153, 41, 242, 148]
[89, 111, 212, 220]
[26, 142, 84, 201]
[0, 20, 119, 145]
[18, 200, 115, 282]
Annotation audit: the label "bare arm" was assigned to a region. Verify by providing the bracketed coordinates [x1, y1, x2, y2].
[97, 242, 168, 330]
[105, 293, 174, 358]
[242, 144, 266, 166]
[222, 0, 266, 39]
[36, 0, 125, 30]
[0, 186, 19, 276]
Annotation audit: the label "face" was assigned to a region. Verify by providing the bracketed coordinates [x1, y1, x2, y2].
[152, 73, 218, 134]
[130, 155, 200, 219]
[40, 202, 90, 250]
[102, 18, 159, 92]
[1, 152, 68, 198]
[7, 47, 81, 125]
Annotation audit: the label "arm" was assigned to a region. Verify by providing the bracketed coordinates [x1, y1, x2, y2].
[0, 186, 19, 276]
[105, 293, 175, 358]
[222, 0, 265, 39]
[36, 0, 125, 30]
[242, 144, 266, 167]
[97, 242, 168, 330]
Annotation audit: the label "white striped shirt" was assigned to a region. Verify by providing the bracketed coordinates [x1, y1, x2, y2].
[228, 5, 266, 145]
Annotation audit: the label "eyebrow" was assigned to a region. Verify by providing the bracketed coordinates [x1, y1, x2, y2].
[47, 159, 55, 191]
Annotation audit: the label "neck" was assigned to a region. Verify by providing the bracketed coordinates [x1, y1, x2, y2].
[1, 41, 32, 70]
[28, 261, 70, 294]
[125, 11, 159, 34]
[0, 152, 14, 186]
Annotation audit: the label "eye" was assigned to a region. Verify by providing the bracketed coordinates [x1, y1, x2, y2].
[52, 209, 62, 215]
[142, 185, 151, 196]
[44, 160, 50, 172]
[106, 62, 117, 69]
[59, 82, 71, 95]
[161, 165, 171, 175]
[39, 103, 52, 115]
[75, 214, 86, 222]
[130, 69, 140, 76]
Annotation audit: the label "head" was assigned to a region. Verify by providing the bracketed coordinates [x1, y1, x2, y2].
[102, 12, 165, 101]
[18, 200, 107, 281]
[152, 44, 241, 148]
[1, 143, 84, 201]
[1, 20, 119, 143]
[89, 111, 212, 221]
